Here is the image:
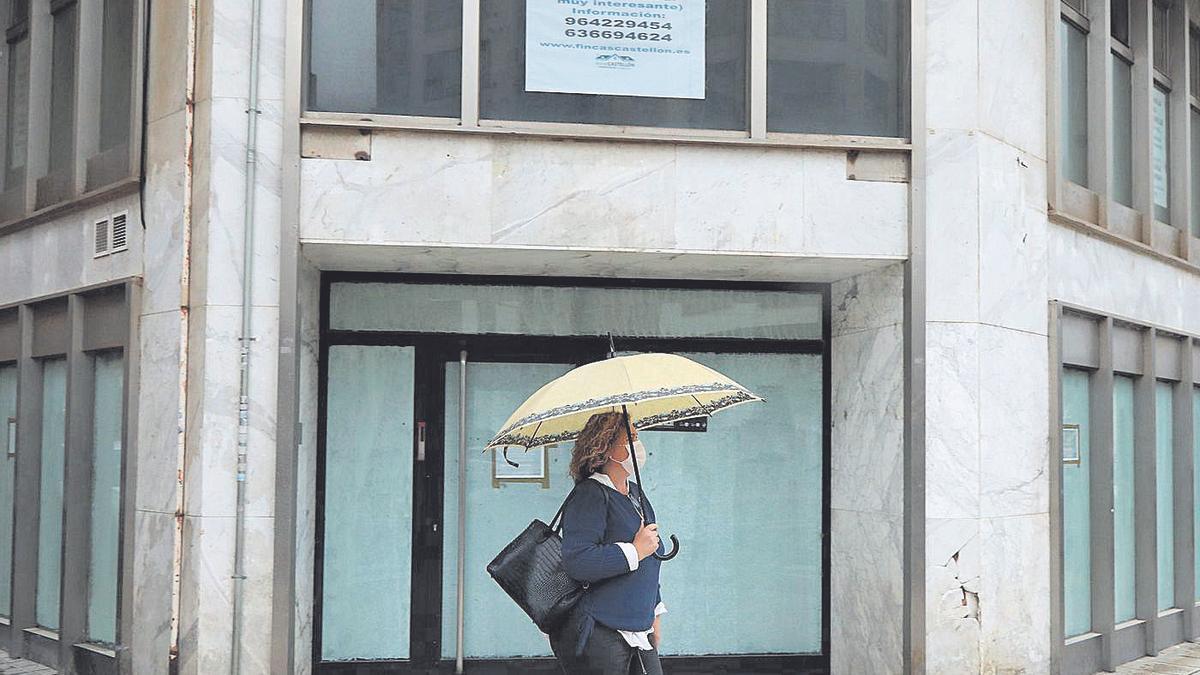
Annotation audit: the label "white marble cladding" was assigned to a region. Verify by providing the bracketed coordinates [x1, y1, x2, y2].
[924, 0, 1053, 668]
[0, 193, 142, 306]
[1050, 223, 1200, 335]
[830, 264, 905, 674]
[299, 130, 908, 259]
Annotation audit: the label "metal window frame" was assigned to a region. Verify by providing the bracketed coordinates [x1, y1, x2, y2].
[0, 0, 146, 236]
[1052, 302, 1200, 673]
[299, 0, 914, 150]
[1049, 0, 1200, 267]
[311, 272, 833, 674]
[0, 281, 138, 674]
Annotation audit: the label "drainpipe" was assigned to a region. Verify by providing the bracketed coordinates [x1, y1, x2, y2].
[169, 0, 199, 665]
[230, 0, 264, 670]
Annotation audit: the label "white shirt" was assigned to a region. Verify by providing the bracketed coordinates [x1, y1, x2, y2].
[587, 473, 668, 651]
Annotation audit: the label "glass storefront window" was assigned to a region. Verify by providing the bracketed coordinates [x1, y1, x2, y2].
[1112, 54, 1134, 207]
[0, 364, 15, 618]
[304, 0, 911, 139]
[87, 352, 124, 644]
[320, 345, 416, 661]
[1060, 18, 1089, 188]
[1062, 368, 1091, 637]
[1156, 380, 1175, 611]
[330, 281, 823, 340]
[307, 0, 463, 117]
[439, 352, 823, 657]
[1113, 375, 1136, 622]
[37, 358, 67, 630]
[479, 0, 747, 130]
[767, 0, 905, 137]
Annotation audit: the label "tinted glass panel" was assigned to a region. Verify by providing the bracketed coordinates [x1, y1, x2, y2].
[1157, 381, 1175, 611]
[1153, 86, 1170, 223]
[308, 0, 463, 117]
[330, 282, 823, 340]
[99, 0, 134, 152]
[36, 358, 67, 630]
[767, 0, 905, 137]
[1192, 109, 1200, 237]
[1062, 368, 1091, 637]
[479, 0, 748, 130]
[1114, 376, 1136, 621]
[87, 352, 124, 644]
[0, 365, 15, 617]
[1112, 0, 1130, 45]
[1061, 19, 1089, 187]
[1153, 1, 1170, 74]
[48, 4, 78, 173]
[320, 346, 415, 660]
[1113, 54, 1134, 207]
[1194, 387, 1200, 601]
[5, 37, 28, 189]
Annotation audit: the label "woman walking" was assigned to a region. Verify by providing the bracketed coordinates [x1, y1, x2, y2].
[550, 412, 667, 675]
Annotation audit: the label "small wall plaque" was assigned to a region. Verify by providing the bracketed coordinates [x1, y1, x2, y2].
[1062, 424, 1081, 465]
[493, 446, 550, 488]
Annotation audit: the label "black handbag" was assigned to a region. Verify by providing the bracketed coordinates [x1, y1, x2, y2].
[487, 487, 606, 633]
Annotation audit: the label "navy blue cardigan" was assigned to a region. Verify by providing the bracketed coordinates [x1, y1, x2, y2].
[560, 477, 664, 655]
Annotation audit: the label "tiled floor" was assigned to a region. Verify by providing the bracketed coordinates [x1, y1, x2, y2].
[0, 650, 55, 675]
[1115, 641, 1200, 674]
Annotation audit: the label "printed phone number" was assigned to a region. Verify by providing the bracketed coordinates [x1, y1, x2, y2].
[564, 18, 675, 30]
[564, 29, 674, 41]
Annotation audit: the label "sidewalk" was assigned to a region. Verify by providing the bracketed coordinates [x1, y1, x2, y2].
[1116, 642, 1200, 674]
[0, 650, 55, 675]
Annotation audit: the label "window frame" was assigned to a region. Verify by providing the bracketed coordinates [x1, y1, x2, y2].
[1051, 302, 1200, 673]
[0, 282, 138, 673]
[314, 272, 834, 674]
[1049, 0, 1200, 269]
[0, 0, 146, 236]
[300, 0, 913, 151]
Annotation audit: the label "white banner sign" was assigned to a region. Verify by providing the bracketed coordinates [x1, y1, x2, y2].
[525, 0, 706, 99]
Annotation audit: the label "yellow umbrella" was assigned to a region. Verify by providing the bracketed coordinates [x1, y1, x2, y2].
[484, 352, 763, 560]
[484, 353, 762, 450]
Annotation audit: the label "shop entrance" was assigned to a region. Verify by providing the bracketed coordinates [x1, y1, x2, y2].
[314, 274, 831, 674]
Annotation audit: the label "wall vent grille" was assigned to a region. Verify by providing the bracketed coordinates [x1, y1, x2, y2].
[110, 211, 128, 252]
[93, 217, 110, 258]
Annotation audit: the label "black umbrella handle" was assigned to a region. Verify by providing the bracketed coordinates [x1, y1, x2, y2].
[621, 404, 680, 563]
[654, 535, 680, 561]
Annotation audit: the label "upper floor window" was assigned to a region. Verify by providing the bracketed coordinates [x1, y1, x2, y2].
[0, 0, 141, 227]
[305, 0, 911, 140]
[1051, 0, 1200, 261]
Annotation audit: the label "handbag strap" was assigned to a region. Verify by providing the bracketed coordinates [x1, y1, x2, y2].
[549, 478, 609, 534]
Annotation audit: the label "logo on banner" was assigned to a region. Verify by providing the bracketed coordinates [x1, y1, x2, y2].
[595, 54, 636, 70]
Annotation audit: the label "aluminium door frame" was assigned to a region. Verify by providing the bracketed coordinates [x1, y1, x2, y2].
[314, 272, 833, 675]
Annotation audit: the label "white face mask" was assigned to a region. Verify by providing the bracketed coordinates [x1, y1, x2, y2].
[613, 439, 648, 476]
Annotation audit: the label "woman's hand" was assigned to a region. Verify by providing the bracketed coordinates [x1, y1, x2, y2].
[652, 616, 663, 649]
[632, 523, 660, 560]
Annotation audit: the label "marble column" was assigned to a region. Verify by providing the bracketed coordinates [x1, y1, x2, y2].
[173, 0, 287, 673]
[924, 0, 1052, 672]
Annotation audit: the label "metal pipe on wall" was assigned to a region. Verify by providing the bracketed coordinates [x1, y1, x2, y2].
[456, 350, 468, 674]
[170, 0, 196, 664]
[230, 0, 265, 669]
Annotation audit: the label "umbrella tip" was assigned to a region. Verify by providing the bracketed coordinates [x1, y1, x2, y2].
[606, 332, 616, 358]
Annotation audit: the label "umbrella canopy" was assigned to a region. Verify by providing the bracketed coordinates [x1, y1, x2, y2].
[484, 353, 762, 450]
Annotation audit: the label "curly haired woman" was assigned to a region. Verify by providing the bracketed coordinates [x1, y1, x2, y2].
[550, 411, 666, 675]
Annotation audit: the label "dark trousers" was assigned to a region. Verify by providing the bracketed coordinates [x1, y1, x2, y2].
[549, 621, 663, 675]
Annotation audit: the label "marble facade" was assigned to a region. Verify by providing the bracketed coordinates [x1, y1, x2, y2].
[2, 0, 1200, 672]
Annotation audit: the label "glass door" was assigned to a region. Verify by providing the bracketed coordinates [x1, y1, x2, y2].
[440, 356, 577, 662]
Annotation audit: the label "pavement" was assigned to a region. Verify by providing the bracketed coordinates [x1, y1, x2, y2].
[1115, 641, 1200, 674]
[0, 650, 55, 675]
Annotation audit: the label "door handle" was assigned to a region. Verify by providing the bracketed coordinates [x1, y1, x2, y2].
[417, 420, 426, 461]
